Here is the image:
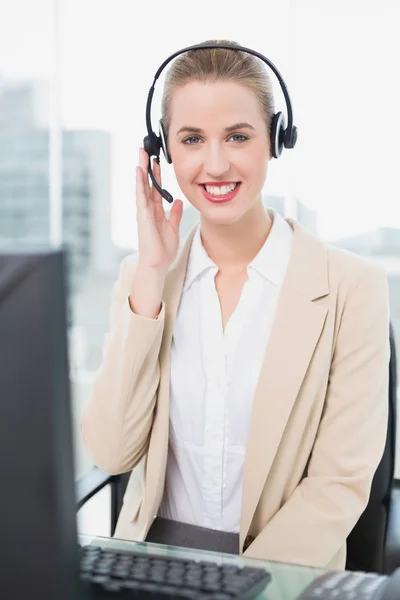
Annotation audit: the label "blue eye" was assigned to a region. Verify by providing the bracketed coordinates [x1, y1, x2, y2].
[182, 136, 201, 145]
[181, 133, 249, 145]
[230, 134, 249, 142]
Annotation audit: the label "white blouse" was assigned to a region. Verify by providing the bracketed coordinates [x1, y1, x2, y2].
[158, 208, 294, 532]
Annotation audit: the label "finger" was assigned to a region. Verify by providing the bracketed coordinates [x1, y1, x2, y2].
[135, 166, 149, 211]
[151, 158, 163, 206]
[139, 147, 151, 198]
[168, 199, 184, 232]
[151, 160, 165, 223]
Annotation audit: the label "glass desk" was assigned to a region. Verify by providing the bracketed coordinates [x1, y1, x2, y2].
[79, 533, 332, 600]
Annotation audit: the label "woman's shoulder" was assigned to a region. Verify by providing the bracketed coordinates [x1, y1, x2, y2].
[292, 220, 387, 292]
[324, 239, 387, 287]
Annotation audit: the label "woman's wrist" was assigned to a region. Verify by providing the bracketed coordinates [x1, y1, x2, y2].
[129, 264, 167, 319]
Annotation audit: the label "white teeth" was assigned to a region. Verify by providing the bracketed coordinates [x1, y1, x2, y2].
[204, 183, 237, 196]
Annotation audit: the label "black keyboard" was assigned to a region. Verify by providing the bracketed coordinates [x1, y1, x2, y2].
[79, 543, 271, 599]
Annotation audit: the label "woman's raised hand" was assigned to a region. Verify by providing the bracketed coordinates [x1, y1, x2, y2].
[136, 147, 183, 274]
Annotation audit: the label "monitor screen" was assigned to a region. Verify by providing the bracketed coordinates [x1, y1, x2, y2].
[0, 250, 82, 600]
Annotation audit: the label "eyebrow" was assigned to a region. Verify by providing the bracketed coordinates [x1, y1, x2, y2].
[176, 122, 256, 136]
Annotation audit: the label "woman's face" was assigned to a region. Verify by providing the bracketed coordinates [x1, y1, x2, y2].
[168, 80, 272, 225]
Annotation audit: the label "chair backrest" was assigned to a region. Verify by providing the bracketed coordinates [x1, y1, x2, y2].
[346, 322, 398, 573]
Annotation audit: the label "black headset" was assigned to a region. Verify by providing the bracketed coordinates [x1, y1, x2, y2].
[143, 43, 298, 204]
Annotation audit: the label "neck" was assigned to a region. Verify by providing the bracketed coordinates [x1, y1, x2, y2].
[199, 199, 273, 270]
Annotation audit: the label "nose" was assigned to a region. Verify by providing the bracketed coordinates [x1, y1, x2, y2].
[204, 142, 230, 178]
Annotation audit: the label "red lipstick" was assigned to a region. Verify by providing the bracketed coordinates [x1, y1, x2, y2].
[199, 182, 241, 204]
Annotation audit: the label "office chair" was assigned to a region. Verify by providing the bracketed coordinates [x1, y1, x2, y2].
[345, 322, 400, 574]
[76, 324, 400, 575]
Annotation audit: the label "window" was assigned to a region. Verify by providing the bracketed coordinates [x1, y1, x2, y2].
[3, 0, 398, 535]
[0, 0, 53, 250]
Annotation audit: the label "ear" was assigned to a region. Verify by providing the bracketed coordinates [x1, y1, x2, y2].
[267, 131, 273, 161]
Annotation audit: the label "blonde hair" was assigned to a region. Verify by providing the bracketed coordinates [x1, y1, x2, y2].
[161, 39, 275, 139]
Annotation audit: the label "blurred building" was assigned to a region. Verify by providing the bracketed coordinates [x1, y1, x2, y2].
[0, 80, 120, 374]
[0, 81, 116, 292]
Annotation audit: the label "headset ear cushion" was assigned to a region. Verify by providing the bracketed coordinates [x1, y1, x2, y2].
[285, 124, 298, 150]
[143, 132, 161, 158]
[270, 112, 286, 159]
[159, 120, 172, 164]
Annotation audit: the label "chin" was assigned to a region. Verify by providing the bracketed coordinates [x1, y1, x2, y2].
[200, 206, 246, 226]
[185, 188, 250, 225]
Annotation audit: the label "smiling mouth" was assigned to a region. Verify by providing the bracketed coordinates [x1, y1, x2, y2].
[199, 182, 240, 194]
[199, 182, 242, 203]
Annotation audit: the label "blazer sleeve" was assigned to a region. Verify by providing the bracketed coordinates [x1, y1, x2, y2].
[81, 255, 166, 475]
[244, 262, 391, 568]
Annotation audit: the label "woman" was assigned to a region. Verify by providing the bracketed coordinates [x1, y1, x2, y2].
[81, 40, 390, 570]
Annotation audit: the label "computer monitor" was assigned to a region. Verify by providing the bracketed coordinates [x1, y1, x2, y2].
[0, 249, 83, 600]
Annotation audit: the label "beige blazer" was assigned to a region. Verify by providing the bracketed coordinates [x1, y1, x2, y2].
[81, 218, 390, 571]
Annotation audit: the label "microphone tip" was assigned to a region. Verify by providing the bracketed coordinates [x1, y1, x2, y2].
[163, 190, 174, 203]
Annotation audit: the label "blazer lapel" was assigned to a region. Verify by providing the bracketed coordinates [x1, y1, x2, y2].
[240, 220, 330, 546]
